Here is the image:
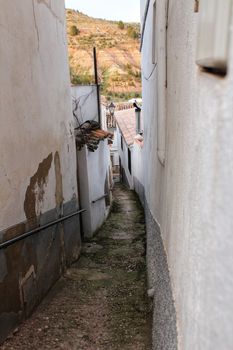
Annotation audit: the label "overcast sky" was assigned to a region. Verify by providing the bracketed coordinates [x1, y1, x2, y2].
[64, 0, 140, 23]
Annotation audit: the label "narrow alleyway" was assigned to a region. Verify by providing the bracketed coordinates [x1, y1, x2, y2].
[1, 184, 151, 350]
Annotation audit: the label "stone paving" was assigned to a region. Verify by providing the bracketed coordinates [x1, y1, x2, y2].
[1, 184, 151, 350]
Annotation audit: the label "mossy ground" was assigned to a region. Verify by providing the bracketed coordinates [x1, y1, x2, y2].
[1, 184, 152, 350]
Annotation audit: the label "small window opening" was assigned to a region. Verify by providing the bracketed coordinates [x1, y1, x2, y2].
[128, 148, 132, 174]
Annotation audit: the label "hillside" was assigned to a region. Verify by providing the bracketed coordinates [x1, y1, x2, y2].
[66, 9, 141, 101]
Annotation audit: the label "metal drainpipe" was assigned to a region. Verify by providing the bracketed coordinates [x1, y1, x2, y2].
[0, 209, 86, 250]
[93, 47, 101, 128]
[134, 103, 142, 134]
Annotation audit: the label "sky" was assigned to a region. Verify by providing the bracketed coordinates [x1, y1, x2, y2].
[64, 0, 140, 23]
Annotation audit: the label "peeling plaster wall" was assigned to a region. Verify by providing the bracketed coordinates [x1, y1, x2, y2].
[0, 1, 80, 342]
[141, 0, 233, 349]
[77, 141, 112, 238]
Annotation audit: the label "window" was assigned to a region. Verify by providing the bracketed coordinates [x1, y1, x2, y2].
[196, 0, 232, 75]
[128, 148, 132, 174]
[121, 135, 123, 151]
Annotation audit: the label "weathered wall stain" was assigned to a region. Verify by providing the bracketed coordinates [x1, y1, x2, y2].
[0, 152, 58, 321]
[0, 199, 82, 343]
[0, 153, 54, 321]
[0, 222, 36, 341]
[54, 151, 64, 210]
[0, 223, 37, 315]
[19, 265, 37, 318]
[54, 151, 66, 270]
[0, 251, 7, 282]
[0, 0, 80, 342]
[24, 153, 53, 221]
[0, 153, 81, 343]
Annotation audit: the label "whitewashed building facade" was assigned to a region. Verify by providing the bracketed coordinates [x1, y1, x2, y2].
[0, 1, 81, 342]
[140, 0, 233, 349]
[71, 86, 113, 238]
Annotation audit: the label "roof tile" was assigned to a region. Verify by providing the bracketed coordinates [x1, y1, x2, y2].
[115, 109, 136, 146]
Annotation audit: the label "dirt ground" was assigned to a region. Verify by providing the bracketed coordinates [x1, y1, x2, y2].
[1, 184, 152, 350]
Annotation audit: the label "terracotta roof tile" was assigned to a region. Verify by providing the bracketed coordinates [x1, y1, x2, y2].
[115, 109, 136, 146]
[75, 121, 113, 152]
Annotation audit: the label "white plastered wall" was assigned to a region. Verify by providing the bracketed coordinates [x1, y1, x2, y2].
[77, 141, 111, 238]
[141, 0, 233, 348]
[0, 0, 77, 231]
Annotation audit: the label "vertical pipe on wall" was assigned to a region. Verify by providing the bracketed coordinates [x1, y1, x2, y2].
[135, 106, 142, 134]
[93, 47, 101, 128]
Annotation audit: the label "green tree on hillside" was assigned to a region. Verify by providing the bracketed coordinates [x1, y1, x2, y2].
[70, 25, 80, 36]
[118, 21, 125, 30]
[127, 26, 139, 40]
[70, 67, 92, 85]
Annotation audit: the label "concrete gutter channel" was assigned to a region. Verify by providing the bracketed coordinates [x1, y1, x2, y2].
[0, 184, 152, 350]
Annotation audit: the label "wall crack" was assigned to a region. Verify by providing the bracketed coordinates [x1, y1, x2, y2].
[32, 0, 40, 51]
[36, 0, 64, 25]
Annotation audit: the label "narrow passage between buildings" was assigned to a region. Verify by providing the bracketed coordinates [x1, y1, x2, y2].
[1, 184, 151, 350]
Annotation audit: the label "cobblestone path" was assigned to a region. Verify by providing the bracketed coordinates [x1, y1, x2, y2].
[1, 184, 151, 350]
